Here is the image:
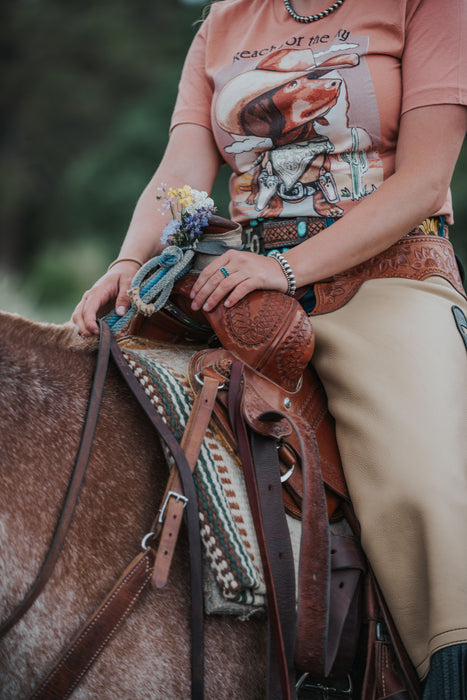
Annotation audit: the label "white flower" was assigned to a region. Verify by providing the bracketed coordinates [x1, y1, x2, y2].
[185, 190, 215, 215]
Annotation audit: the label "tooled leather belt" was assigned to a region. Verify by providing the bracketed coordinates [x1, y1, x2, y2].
[242, 216, 466, 314]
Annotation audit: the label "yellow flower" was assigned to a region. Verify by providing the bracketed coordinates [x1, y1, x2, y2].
[168, 186, 194, 208]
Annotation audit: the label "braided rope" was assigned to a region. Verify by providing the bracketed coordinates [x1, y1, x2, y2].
[104, 246, 194, 333]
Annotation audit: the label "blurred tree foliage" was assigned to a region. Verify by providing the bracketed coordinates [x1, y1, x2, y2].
[0, 0, 221, 316]
[0, 0, 465, 319]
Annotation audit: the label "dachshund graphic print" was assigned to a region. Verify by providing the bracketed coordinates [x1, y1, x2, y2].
[213, 44, 384, 220]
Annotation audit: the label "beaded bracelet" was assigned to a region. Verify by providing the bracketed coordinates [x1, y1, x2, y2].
[107, 257, 143, 272]
[269, 251, 296, 296]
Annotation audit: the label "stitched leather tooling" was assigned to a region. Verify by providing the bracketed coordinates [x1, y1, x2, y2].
[311, 236, 466, 314]
[208, 290, 315, 393]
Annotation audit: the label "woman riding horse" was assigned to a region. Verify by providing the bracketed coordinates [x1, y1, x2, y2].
[73, 0, 467, 696]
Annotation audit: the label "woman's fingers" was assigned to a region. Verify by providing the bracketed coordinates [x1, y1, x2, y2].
[190, 250, 288, 311]
[190, 264, 235, 311]
[71, 262, 139, 336]
[82, 286, 113, 335]
[72, 282, 115, 336]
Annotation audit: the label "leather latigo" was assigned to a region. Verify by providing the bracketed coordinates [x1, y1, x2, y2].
[310, 235, 466, 315]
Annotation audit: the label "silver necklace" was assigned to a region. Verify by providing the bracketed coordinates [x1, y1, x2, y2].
[283, 0, 345, 23]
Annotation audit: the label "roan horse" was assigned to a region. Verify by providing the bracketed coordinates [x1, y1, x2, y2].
[0, 311, 268, 698]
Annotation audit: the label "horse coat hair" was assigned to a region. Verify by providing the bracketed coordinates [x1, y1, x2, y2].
[0, 312, 267, 699]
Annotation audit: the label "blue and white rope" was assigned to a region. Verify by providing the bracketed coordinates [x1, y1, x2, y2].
[104, 246, 194, 333]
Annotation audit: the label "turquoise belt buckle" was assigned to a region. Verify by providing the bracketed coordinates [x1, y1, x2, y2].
[297, 220, 307, 237]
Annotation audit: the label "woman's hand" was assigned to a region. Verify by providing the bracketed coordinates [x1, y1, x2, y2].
[71, 260, 141, 336]
[190, 249, 289, 312]
[72, 123, 224, 335]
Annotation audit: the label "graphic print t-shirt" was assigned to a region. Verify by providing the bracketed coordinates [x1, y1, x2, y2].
[171, 0, 466, 224]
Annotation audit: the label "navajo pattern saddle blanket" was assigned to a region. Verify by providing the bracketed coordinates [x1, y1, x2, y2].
[119, 336, 301, 617]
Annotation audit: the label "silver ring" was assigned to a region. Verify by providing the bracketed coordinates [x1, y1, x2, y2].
[219, 266, 230, 278]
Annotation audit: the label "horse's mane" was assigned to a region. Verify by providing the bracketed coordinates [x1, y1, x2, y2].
[0, 311, 98, 354]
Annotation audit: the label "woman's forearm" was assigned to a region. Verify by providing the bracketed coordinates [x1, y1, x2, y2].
[71, 123, 223, 335]
[286, 104, 467, 287]
[286, 167, 445, 287]
[117, 124, 223, 262]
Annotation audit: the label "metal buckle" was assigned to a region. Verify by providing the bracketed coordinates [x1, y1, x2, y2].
[296, 672, 352, 698]
[376, 621, 391, 643]
[158, 490, 188, 524]
[242, 219, 265, 255]
[141, 531, 157, 551]
[194, 371, 226, 390]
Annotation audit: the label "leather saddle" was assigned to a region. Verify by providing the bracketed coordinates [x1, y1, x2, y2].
[119, 274, 421, 700]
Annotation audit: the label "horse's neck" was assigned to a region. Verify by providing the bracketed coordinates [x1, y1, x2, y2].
[0, 311, 168, 578]
[0, 317, 97, 446]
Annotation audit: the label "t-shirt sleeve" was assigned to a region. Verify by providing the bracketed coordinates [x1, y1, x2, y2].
[401, 0, 467, 115]
[170, 19, 213, 133]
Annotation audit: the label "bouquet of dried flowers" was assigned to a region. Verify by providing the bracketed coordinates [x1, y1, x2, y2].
[157, 184, 216, 248]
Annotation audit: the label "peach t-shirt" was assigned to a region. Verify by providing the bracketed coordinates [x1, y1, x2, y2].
[171, 0, 466, 224]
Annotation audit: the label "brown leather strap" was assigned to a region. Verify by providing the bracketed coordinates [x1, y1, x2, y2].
[327, 535, 366, 674]
[0, 322, 113, 640]
[250, 431, 297, 700]
[107, 326, 205, 699]
[228, 361, 296, 700]
[242, 216, 448, 255]
[29, 548, 156, 700]
[152, 372, 221, 588]
[293, 413, 331, 677]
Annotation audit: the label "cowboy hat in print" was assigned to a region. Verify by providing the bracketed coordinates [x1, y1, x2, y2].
[215, 48, 359, 139]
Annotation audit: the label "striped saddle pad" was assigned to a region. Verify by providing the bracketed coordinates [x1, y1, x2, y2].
[119, 337, 301, 617]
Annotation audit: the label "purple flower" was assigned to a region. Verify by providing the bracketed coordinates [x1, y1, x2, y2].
[160, 218, 181, 244]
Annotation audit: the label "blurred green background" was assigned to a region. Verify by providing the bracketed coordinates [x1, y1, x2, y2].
[1, 0, 466, 323]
